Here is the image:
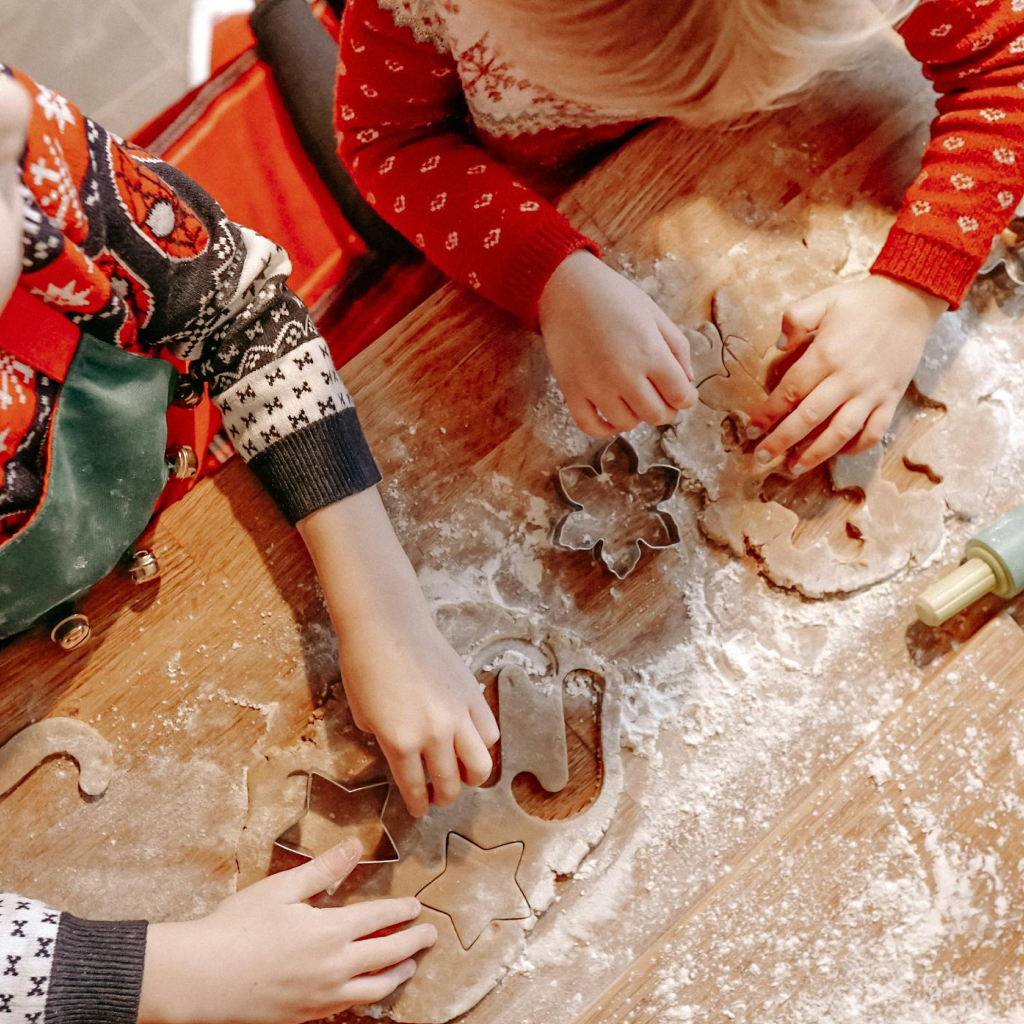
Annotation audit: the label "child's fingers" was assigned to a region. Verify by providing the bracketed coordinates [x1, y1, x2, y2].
[601, 397, 641, 434]
[338, 897, 423, 942]
[567, 396, 616, 438]
[779, 292, 830, 351]
[336, 959, 418, 1008]
[347, 924, 438, 977]
[425, 742, 461, 807]
[454, 720, 493, 787]
[649, 365, 699, 411]
[754, 376, 848, 463]
[840, 403, 893, 456]
[628, 379, 678, 426]
[790, 397, 874, 473]
[470, 698, 500, 749]
[656, 315, 695, 381]
[389, 750, 430, 819]
[748, 349, 827, 436]
[255, 838, 362, 904]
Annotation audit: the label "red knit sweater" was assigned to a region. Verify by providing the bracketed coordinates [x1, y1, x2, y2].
[336, 0, 1024, 324]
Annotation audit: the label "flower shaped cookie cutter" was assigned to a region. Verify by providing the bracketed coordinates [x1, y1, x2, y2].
[553, 435, 682, 579]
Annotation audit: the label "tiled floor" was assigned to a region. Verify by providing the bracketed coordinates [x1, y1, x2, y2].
[1, 0, 193, 136]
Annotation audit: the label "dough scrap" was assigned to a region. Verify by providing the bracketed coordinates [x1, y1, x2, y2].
[0, 718, 113, 800]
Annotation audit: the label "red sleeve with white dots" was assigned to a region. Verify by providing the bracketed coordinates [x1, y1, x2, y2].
[334, 0, 599, 329]
[874, 0, 1024, 307]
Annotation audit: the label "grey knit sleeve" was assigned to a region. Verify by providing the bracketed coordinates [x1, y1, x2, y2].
[0, 894, 147, 1024]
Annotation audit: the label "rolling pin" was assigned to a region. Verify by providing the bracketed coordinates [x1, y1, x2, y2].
[916, 503, 1024, 626]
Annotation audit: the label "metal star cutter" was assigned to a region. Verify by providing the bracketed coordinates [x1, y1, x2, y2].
[273, 771, 400, 867]
[553, 435, 682, 579]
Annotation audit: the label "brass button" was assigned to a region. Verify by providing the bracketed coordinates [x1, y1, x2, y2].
[167, 445, 199, 480]
[51, 613, 91, 650]
[173, 375, 203, 408]
[127, 549, 160, 584]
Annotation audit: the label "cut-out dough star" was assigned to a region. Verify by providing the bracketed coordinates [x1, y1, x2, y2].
[273, 772, 398, 865]
[417, 835, 531, 949]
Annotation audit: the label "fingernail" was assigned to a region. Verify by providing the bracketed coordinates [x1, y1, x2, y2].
[426, 925, 439, 944]
[341, 837, 362, 858]
[402, 960, 417, 979]
[755, 449, 772, 464]
[409, 898, 422, 914]
[791, 462, 807, 476]
[776, 333, 788, 349]
[746, 424, 762, 440]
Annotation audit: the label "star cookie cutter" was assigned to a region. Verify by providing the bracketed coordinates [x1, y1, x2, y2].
[273, 771, 400, 868]
[553, 435, 682, 579]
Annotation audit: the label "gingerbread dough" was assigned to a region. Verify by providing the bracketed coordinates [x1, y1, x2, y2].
[237, 603, 622, 1023]
[660, 272, 1007, 597]
[0, 718, 113, 800]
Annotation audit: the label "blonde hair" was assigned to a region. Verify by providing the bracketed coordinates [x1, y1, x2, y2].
[474, 0, 917, 126]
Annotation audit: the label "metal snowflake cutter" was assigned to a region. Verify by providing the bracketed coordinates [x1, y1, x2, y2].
[553, 435, 682, 579]
[980, 207, 1024, 285]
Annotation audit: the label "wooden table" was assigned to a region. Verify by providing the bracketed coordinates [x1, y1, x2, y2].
[4, 27, 1024, 1023]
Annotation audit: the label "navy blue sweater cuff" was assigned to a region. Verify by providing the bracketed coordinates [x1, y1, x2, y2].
[46, 914, 148, 1024]
[248, 406, 382, 524]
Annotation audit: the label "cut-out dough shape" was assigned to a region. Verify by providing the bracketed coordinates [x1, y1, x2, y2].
[0, 718, 113, 800]
[273, 772, 398, 865]
[237, 603, 623, 1024]
[555, 435, 681, 578]
[661, 285, 1009, 597]
[496, 665, 569, 794]
[417, 834, 531, 949]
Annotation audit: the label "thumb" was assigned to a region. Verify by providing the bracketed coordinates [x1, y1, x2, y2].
[257, 838, 363, 904]
[778, 291, 831, 352]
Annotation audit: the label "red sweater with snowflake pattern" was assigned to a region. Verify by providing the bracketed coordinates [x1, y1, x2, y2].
[336, 0, 1024, 322]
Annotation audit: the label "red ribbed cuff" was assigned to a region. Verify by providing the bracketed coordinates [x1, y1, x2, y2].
[871, 228, 982, 310]
[490, 217, 600, 330]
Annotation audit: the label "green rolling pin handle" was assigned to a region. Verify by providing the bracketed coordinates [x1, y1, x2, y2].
[915, 502, 1024, 627]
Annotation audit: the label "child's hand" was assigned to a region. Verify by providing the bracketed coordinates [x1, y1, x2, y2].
[747, 276, 948, 473]
[337, 599, 499, 819]
[297, 489, 500, 820]
[538, 251, 699, 437]
[139, 839, 436, 1024]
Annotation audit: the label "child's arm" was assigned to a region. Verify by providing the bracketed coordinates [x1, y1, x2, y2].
[11, 63, 377, 523]
[0, 843, 432, 1023]
[14, 68, 498, 807]
[749, 0, 1024, 471]
[335, 0, 697, 435]
[297, 489, 499, 818]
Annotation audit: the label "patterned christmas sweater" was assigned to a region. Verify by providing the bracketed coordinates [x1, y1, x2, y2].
[1, 64, 380, 543]
[0, 67, 380, 1022]
[336, 0, 1024, 324]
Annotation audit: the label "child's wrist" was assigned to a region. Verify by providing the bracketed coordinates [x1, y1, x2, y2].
[138, 923, 196, 1024]
[869, 272, 948, 322]
[538, 249, 600, 332]
[332, 571, 433, 646]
